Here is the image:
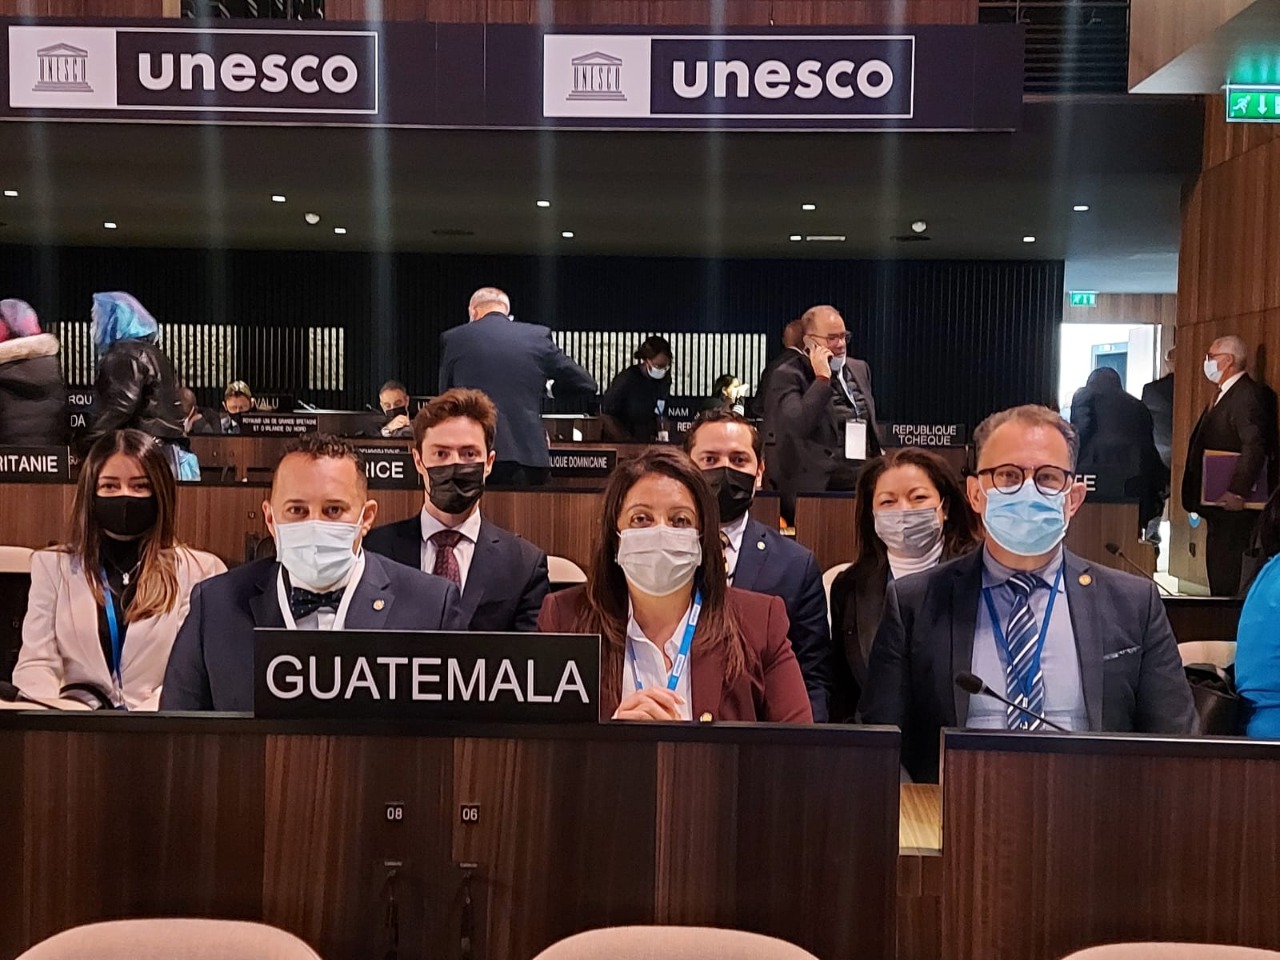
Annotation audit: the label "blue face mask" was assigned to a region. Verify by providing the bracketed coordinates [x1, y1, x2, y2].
[982, 480, 1069, 557]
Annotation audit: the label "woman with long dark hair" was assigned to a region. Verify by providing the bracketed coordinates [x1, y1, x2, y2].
[537, 447, 811, 722]
[14, 429, 224, 709]
[829, 447, 983, 715]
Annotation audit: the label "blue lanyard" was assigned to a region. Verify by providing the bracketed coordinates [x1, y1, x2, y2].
[981, 565, 1063, 700]
[100, 566, 125, 686]
[628, 591, 701, 693]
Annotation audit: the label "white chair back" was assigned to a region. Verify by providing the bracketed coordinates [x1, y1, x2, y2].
[822, 562, 852, 629]
[15, 919, 324, 960]
[1178, 641, 1237, 670]
[532, 926, 820, 960]
[0, 545, 33, 574]
[1060, 944, 1280, 960]
[548, 555, 588, 586]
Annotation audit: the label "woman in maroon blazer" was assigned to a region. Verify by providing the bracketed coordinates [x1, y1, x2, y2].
[537, 447, 812, 724]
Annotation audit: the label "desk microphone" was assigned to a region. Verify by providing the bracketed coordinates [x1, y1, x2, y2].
[953, 672, 1069, 732]
[0, 680, 69, 711]
[1105, 542, 1175, 597]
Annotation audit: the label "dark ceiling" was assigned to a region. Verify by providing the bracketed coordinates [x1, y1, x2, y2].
[0, 95, 1202, 293]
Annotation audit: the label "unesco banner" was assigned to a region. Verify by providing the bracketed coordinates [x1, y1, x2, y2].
[255, 629, 601, 722]
[2, 19, 1022, 131]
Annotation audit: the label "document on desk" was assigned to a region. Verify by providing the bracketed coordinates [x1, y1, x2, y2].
[845, 420, 868, 461]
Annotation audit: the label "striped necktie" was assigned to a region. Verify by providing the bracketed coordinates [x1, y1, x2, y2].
[1002, 572, 1046, 731]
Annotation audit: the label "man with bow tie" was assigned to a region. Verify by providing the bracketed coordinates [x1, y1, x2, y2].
[161, 435, 465, 711]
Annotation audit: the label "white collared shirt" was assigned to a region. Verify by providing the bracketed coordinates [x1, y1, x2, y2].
[1217, 371, 1246, 404]
[622, 601, 694, 721]
[280, 551, 366, 632]
[419, 507, 483, 590]
[720, 511, 751, 580]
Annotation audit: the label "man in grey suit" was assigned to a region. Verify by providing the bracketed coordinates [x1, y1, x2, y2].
[863, 405, 1196, 782]
[161, 435, 465, 712]
[762, 304, 882, 523]
[438, 287, 597, 487]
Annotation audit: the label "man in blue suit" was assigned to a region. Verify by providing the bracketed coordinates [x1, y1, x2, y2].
[685, 409, 835, 721]
[438, 287, 597, 487]
[161, 435, 464, 712]
[365, 388, 550, 632]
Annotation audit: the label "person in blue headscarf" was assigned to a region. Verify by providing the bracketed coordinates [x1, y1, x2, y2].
[87, 292, 195, 478]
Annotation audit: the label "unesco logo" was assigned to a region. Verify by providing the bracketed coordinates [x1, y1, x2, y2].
[33, 43, 93, 93]
[567, 51, 626, 102]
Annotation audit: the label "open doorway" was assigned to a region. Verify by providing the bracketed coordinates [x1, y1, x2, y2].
[1059, 323, 1162, 416]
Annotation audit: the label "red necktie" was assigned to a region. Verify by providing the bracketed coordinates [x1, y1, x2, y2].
[430, 529, 464, 587]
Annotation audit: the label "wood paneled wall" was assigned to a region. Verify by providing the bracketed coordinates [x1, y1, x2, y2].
[1128, 0, 1252, 91]
[1062, 293, 1178, 327]
[326, 0, 976, 25]
[0, 1, 164, 12]
[1169, 96, 1280, 589]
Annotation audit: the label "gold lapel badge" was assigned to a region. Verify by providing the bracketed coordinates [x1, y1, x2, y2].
[373, 599, 386, 611]
[1078, 574, 1092, 587]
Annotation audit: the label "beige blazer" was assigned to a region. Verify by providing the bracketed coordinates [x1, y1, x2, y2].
[14, 547, 226, 710]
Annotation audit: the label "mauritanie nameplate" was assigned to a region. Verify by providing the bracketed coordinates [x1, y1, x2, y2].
[254, 629, 601, 722]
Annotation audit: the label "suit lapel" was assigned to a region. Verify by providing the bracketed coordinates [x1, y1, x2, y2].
[691, 629, 727, 721]
[249, 563, 287, 629]
[393, 517, 421, 569]
[949, 551, 983, 724]
[346, 554, 394, 629]
[730, 520, 767, 592]
[65, 556, 110, 678]
[1063, 551, 1104, 730]
[457, 522, 500, 625]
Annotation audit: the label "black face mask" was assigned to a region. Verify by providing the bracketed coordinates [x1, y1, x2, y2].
[93, 494, 158, 539]
[426, 463, 486, 516]
[703, 466, 756, 524]
[384, 405, 409, 423]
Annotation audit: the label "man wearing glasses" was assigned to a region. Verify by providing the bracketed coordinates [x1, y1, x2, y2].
[762, 304, 883, 523]
[863, 404, 1196, 782]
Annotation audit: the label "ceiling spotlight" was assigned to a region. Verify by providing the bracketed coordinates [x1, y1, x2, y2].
[1023, 235, 1036, 243]
[333, 227, 347, 235]
[801, 203, 817, 211]
[271, 195, 286, 203]
[911, 220, 927, 233]
[2, 190, 17, 198]
[536, 200, 552, 208]
[805, 235, 847, 242]
[561, 230, 574, 238]
[789, 235, 803, 241]
[1073, 204, 1090, 212]
[103, 221, 117, 229]
[304, 212, 320, 225]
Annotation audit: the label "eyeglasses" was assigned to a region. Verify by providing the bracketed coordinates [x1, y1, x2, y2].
[977, 463, 1074, 496]
[809, 332, 850, 347]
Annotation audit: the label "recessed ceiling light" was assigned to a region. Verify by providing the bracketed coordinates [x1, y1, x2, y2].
[802, 203, 817, 211]
[2, 190, 17, 198]
[1073, 204, 1090, 212]
[103, 221, 117, 229]
[536, 200, 552, 208]
[271, 195, 286, 203]
[911, 220, 928, 233]
[304, 212, 320, 225]
[805, 235, 847, 242]
[1023, 235, 1036, 243]
[789, 235, 802, 241]
[333, 227, 347, 235]
[561, 231, 574, 238]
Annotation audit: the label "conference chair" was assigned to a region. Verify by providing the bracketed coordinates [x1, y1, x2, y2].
[15, 919, 324, 960]
[548, 555, 588, 590]
[1059, 944, 1280, 959]
[1179, 640, 1237, 670]
[0, 545, 33, 574]
[822, 562, 851, 629]
[0, 545, 33, 683]
[531, 926, 820, 960]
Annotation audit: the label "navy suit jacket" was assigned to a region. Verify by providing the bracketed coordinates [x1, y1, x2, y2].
[861, 548, 1198, 782]
[438, 313, 597, 468]
[159, 552, 464, 712]
[364, 513, 550, 633]
[732, 518, 833, 722]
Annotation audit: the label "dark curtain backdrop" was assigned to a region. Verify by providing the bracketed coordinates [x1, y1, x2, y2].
[0, 244, 1064, 430]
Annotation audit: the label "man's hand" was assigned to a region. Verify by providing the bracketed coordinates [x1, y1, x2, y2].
[381, 414, 411, 437]
[1220, 492, 1247, 512]
[806, 344, 833, 380]
[613, 688, 684, 721]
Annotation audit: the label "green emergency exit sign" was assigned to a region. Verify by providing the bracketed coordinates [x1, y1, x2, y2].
[1227, 85, 1280, 122]
[1070, 291, 1097, 307]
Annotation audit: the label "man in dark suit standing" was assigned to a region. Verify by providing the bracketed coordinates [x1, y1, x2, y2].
[1181, 335, 1277, 596]
[161, 435, 465, 712]
[762, 304, 883, 523]
[863, 405, 1196, 782]
[438, 287, 597, 487]
[751, 317, 805, 421]
[365, 388, 550, 632]
[1141, 347, 1175, 543]
[685, 409, 834, 721]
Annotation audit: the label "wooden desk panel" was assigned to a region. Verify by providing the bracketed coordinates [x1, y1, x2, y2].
[0, 719, 901, 960]
[794, 494, 859, 574]
[1066, 502, 1156, 576]
[1, 485, 75, 550]
[941, 732, 1280, 960]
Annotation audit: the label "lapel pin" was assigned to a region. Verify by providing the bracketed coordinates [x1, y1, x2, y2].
[699, 712, 714, 723]
[756, 541, 765, 551]
[1078, 574, 1092, 587]
[373, 599, 386, 611]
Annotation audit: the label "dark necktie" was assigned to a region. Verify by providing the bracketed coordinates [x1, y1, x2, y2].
[1002, 573, 1046, 731]
[431, 529, 465, 587]
[289, 587, 345, 620]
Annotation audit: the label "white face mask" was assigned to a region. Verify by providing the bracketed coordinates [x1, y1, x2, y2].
[647, 363, 668, 380]
[828, 354, 846, 373]
[616, 525, 702, 597]
[874, 506, 943, 558]
[275, 519, 362, 592]
[1204, 358, 1223, 384]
